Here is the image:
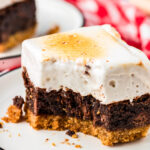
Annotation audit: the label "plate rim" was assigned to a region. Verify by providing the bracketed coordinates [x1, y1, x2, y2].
[0, 67, 21, 78]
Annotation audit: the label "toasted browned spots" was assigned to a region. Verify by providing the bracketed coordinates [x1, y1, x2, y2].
[43, 33, 105, 61]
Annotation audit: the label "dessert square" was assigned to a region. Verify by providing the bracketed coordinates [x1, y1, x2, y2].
[22, 25, 150, 146]
[0, 0, 36, 52]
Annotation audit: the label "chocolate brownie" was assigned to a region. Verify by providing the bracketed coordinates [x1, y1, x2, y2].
[13, 96, 24, 109]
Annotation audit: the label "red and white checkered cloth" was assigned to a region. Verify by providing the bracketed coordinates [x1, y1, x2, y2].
[0, 0, 150, 74]
[66, 0, 150, 57]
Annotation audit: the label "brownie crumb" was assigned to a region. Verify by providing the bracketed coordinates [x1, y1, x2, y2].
[0, 147, 4, 150]
[0, 122, 3, 128]
[75, 145, 82, 148]
[66, 130, 75, 136]
[61, 139, 70, 145]
[84, 70, 90, 76]
[85, 65, 91, 70]
[52, 142, 56, 147]
[13, 96, 24, 109]
[66, 130, 78, 138]
[84, 65, 91, 76]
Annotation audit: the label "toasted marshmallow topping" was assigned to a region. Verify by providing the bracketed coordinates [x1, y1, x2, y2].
[43, 33, 105, 62]
[22, 25, 150, 104]
[0, 0, 24, 9]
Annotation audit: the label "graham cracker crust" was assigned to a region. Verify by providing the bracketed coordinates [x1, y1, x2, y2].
[26, 109, 150, 146]
[0, 25, 36, 52]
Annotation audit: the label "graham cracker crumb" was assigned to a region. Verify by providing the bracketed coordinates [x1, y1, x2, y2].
[1, 117, 9, 123]
[2, 105, 23, 123]
[52, 142, 56, 147]
[61, 142, 65, 144]
[66, 142, 71, 145]
[8, 133, 12, 138]
[75, 145, 82, 148]
[18, 133, 21, 136]
[72, 134, 78, 138]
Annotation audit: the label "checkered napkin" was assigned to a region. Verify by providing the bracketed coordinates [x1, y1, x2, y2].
[0, 0, 150, 75]
[66, 0, 150, 58]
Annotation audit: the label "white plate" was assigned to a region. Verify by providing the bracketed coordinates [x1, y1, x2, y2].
[0, 69, 150, 150]
[0, 0, 84, 59]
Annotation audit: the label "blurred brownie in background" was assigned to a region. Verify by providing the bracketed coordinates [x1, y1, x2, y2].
[0, 0, 36, 52]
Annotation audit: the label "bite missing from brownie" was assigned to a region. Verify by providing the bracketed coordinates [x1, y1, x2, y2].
[9, 25, 150, 146]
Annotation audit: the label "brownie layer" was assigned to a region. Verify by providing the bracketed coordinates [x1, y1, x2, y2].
[0, 0, 36, 43]
[23, 67, 150, 131]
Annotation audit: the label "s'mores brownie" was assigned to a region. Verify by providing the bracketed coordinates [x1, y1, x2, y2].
[0, 0, 36, 52]
[22, 25, 150, 146]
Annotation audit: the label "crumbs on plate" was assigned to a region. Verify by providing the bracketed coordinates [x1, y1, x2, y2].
[66, 130, 78, 138]
[52, 142, 56, 147]
[75, 145, 82, 148]
[0, 122, 3, 128]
